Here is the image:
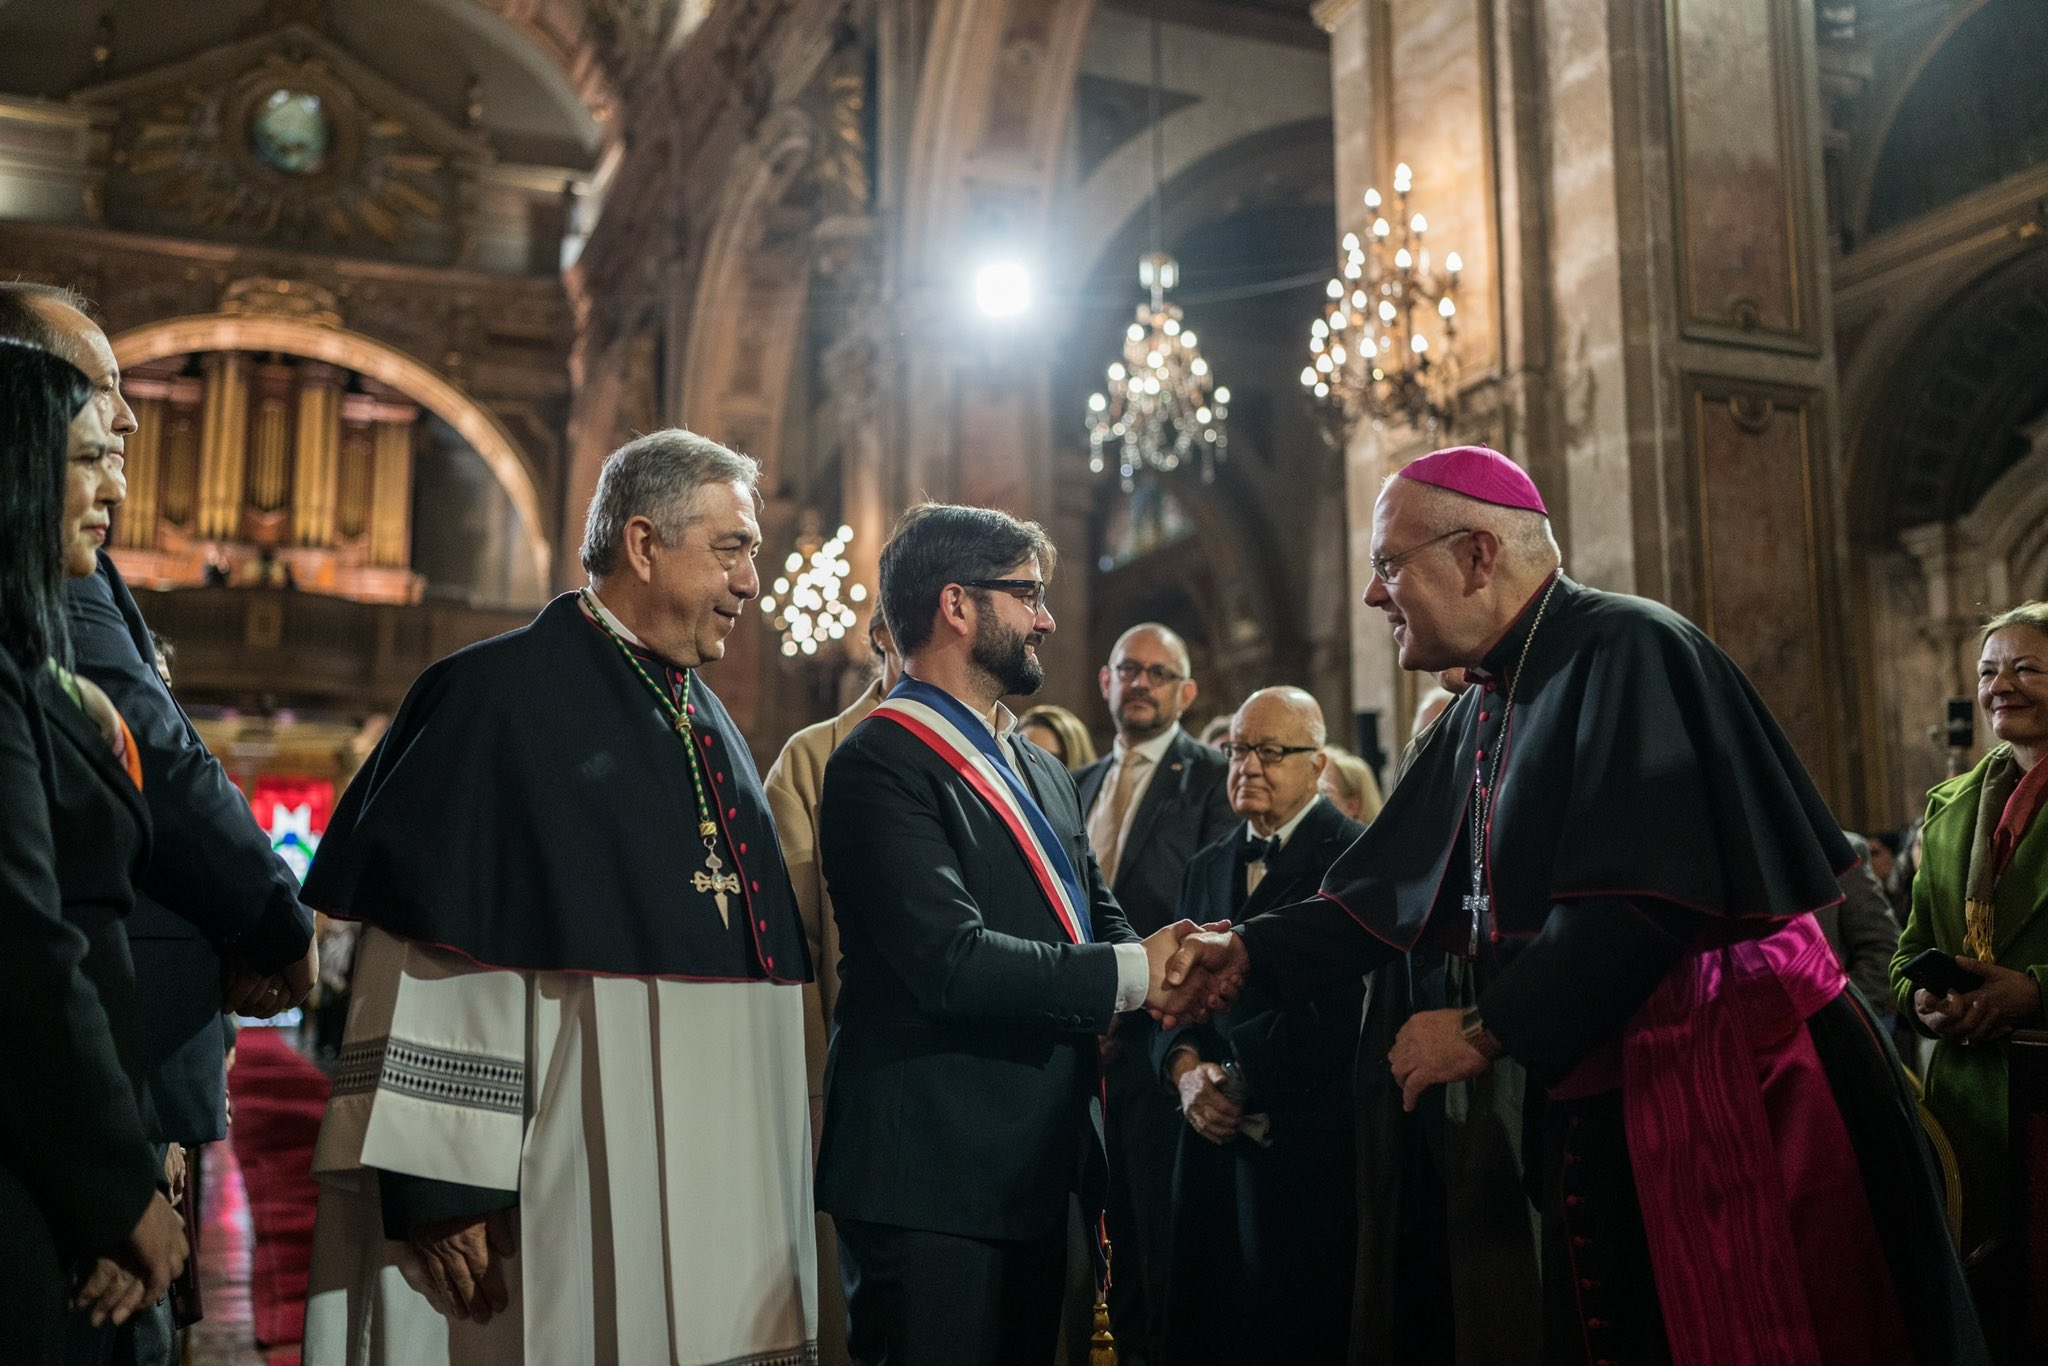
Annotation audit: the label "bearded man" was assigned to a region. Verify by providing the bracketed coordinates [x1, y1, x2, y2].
[816, 503, 1209, 1366]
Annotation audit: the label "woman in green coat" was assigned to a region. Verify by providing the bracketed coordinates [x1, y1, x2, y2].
[1892, 600, 2048, 1352]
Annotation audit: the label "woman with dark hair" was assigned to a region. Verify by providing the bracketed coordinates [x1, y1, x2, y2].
[0, 338, 186, 1361]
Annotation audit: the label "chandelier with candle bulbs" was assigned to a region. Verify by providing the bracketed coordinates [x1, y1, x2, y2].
[1303, 161, 1463, 434]
[1085, 2, 1230, 491]
[1087, 252, 1230, 490]
[760, 520, 866, 660]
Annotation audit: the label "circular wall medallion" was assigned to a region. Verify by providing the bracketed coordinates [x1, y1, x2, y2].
[251, 89, 331, 175]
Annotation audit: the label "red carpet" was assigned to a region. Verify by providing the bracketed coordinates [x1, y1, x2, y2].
[228, 1028, 330, 1361]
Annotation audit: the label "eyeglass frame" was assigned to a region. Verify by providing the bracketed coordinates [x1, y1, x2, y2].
[1223, 742, 1319, 767]
[1109, 660, 1187, 688]
[961, 578, 1049, 613]
[1369, 527, 1472, 583]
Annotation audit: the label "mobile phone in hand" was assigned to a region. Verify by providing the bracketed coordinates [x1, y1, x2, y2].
[1900, 947, 1985, 997]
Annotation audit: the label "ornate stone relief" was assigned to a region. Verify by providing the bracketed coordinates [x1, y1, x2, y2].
[82, 28, 489, 261]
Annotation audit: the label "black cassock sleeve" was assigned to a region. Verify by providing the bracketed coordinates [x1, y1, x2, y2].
[378, 1171, 519, 1241]
[1237, 895, 1399, 1002]
[1478, 896, 1696, 1088]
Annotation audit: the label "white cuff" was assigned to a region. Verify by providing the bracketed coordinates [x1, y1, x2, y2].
[1111, 941, 1149, 1014]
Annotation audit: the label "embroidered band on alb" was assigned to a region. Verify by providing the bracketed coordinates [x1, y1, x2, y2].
[332, 1035, 525, 1115]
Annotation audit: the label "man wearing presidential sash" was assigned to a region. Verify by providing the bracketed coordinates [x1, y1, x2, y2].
[299, 430, 817, 1366]
[817, 503, 1211, 1366]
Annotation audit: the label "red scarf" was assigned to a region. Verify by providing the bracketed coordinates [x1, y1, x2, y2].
[1993, 755, 2048, 877]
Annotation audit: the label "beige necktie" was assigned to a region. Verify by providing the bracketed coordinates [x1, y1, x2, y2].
[1088, 751, 1148, 884]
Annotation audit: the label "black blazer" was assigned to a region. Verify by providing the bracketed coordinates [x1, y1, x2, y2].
[65, 553, 314, 1143]
[1074, 728, 1233, 936]
[0, 649, 160, 1266]
[817, 710, 1138, 1242]
[1156, 797, 1366, 1130]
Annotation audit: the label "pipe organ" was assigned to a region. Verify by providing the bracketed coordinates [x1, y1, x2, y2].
[114, 351, 424, 604]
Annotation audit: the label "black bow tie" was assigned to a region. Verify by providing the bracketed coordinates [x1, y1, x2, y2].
[1237, 835, 1281, 866]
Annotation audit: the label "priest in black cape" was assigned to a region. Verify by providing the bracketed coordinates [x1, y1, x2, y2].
[298, 430, 818, 1366]
[1160, 446, 1987, 1366]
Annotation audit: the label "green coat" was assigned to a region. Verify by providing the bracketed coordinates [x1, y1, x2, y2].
[1889, 746, 2048, 1244]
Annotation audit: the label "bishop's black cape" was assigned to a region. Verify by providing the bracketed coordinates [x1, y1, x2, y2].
[1321, 572, 1850, 948]
[1241, 575, 1988, 1366]
[302, 592, 809, 984]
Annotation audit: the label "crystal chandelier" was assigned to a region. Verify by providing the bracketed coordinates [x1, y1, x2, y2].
[760, 520, 865, 660]
[1085, 3, 1229, 491]
[1302, 162, 1463, 433]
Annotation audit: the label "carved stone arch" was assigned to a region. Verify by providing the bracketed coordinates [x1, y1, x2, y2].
[901, 0, 1099, 276]
[1845, 246, 2048, 547]
[1960, 428, 2048, 601]
[677, 105, 821, 481]
[110, 313, 551, 587]
[1843, 0, 1997, 241]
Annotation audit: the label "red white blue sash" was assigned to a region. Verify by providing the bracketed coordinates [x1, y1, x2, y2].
[873, 692, 1091, 945]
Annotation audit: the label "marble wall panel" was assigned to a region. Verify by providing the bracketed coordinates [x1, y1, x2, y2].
[1387, 0, 1498, 377]
[1667, 0, 1810, 346]
[1688, 380, 1833, 791]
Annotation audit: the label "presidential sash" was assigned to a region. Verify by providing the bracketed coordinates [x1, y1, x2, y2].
[873, 683, 1092, 944]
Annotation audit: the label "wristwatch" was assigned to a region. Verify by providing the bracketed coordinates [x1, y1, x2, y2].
[1459, 1006, 1506, 1061]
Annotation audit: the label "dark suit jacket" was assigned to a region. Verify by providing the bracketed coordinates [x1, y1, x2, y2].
[0, 649, 160, 1265]
[1157, 797, 1367, 1129]
[1074, 728, 1233, 936]
[817, 710, 1139, 1243]
[65, 553, 314, 1143]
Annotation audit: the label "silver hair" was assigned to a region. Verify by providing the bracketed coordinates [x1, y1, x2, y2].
[579, 429, 759, 576]
[1382, 475, 1561, 568]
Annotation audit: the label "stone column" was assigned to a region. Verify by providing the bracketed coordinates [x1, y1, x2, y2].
[1316, 0, 1856, 810]
[291, 362, 346, 546]
[196, 352, 249, 540]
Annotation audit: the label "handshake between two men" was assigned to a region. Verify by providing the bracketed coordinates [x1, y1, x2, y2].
[1138, 922, 1251, 1027]
[1134, 919, 1507, 1116]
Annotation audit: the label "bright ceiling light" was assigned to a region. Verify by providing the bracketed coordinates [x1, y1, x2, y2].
[974, 261, 1032, 318]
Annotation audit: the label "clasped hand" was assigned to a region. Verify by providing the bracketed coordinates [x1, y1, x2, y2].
[1914, 956, 2042, 1045]
[1170, 1054, 1243, 1145]
[222, 933, 319, 1019]
[1387, 1008, 1494, 1112]
[1138, 921, 1248, 1027]
[72, 1192, 188, 1328]
[413, 1209, 517, 1324]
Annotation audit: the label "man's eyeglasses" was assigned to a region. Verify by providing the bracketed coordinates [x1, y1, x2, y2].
[1369, 527, 1472, 583]
[1224, 742, 1318, 767]
[963, 578, 1048, 612]
[1111, 661, 1186, 687]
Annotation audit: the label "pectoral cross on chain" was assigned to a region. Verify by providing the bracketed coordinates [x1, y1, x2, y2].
[693, 831, 741, 926]
[1462, 862, 1488, 958]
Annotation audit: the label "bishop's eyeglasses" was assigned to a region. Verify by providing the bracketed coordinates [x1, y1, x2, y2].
[1369, 527, 1472, 582]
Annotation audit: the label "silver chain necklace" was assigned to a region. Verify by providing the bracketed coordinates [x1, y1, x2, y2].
[1461, 574, 1561, 956]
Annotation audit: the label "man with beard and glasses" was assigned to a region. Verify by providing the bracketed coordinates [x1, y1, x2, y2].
[816, 503, 1225, 1366]
[1072, 624, 1231, 1364]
